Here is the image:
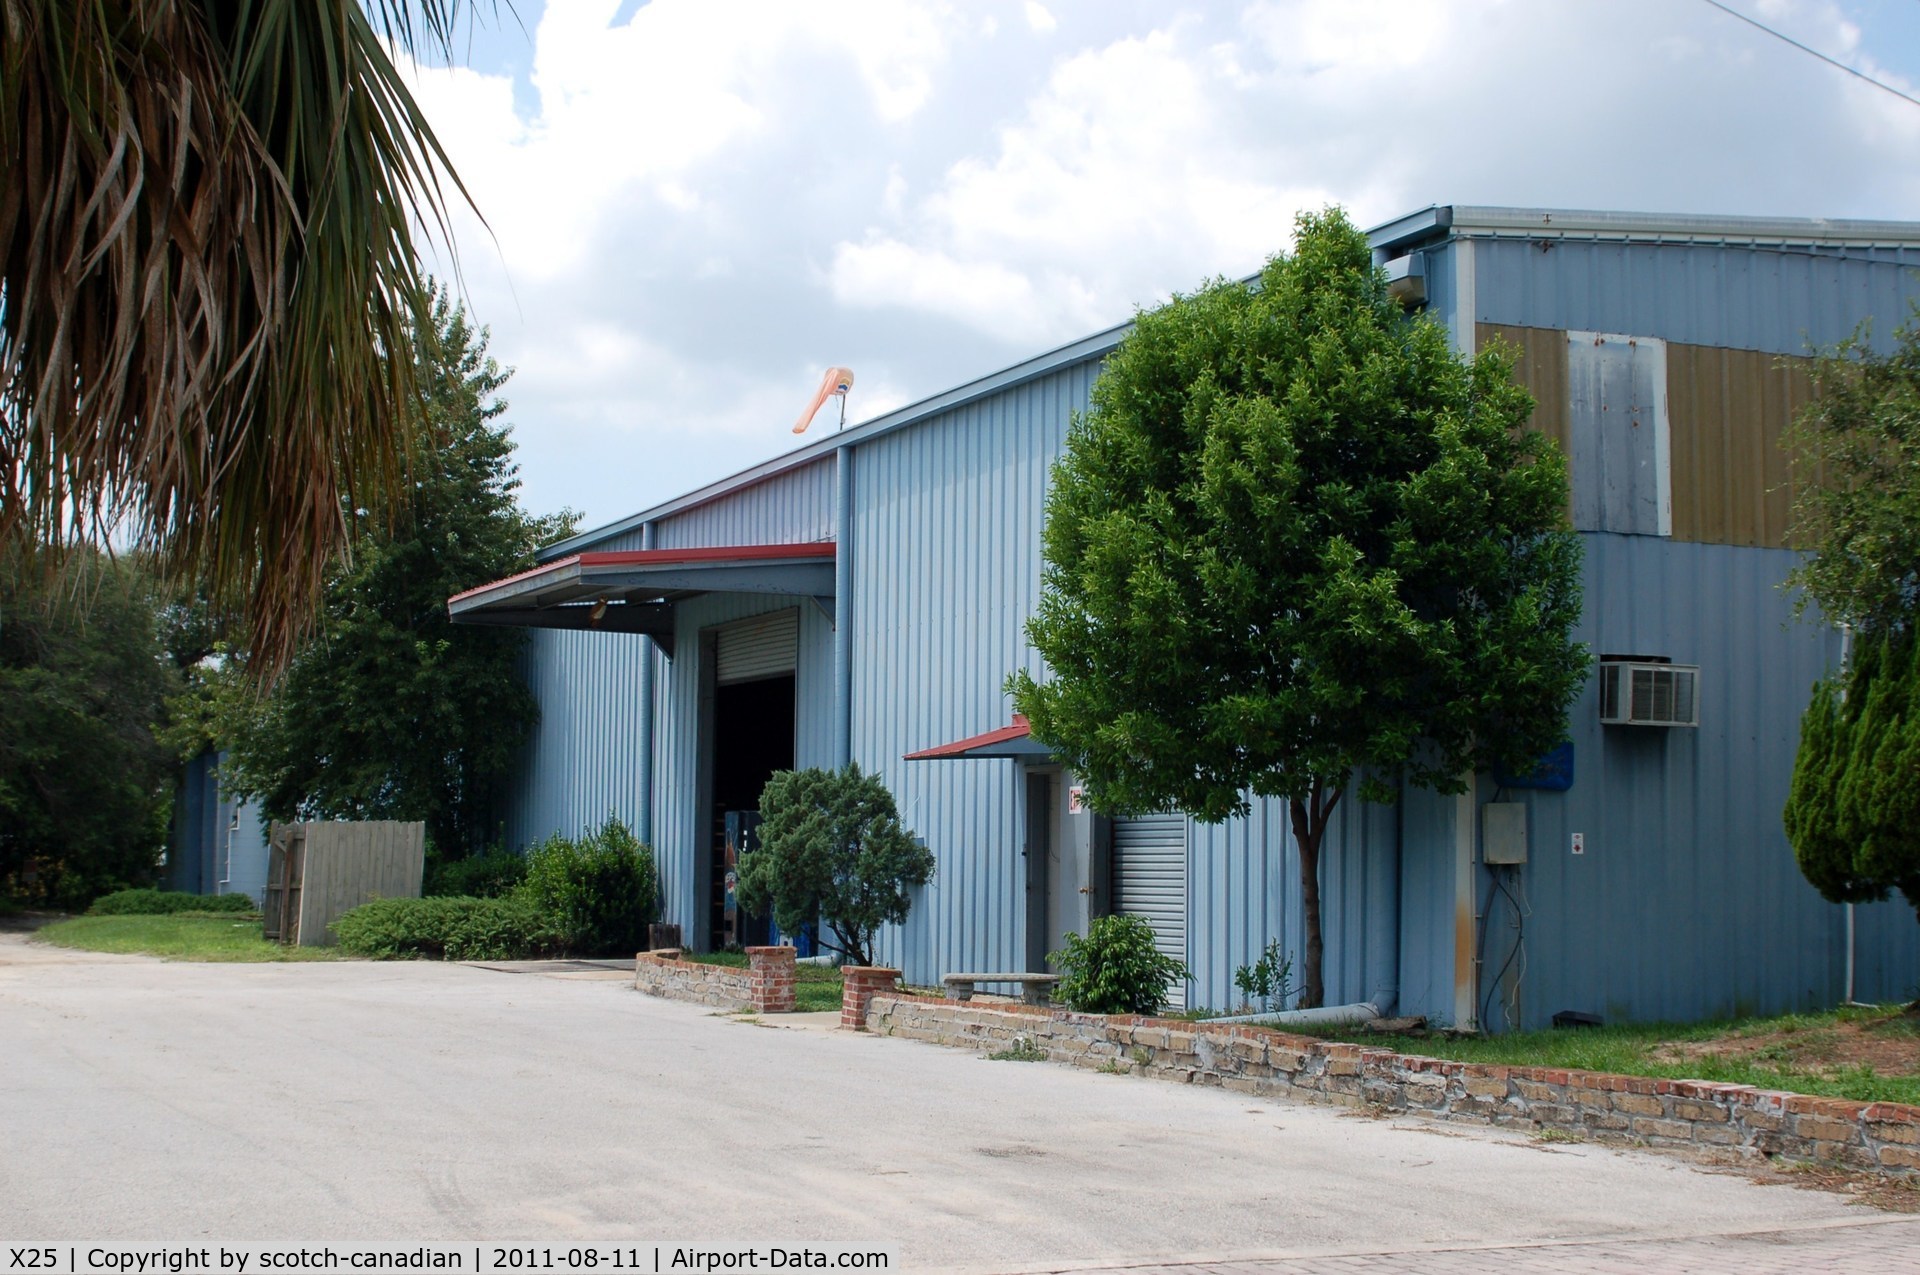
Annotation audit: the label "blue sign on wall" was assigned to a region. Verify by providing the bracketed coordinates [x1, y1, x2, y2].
[1496, 741, 1574, 792]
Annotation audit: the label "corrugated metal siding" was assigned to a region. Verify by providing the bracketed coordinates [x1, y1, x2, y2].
[1470, 237, 1920, 358]
[1185, 791, 1398, 1015]
[1565, 332, 1671, 536]
[590, 460, 837, 551]
[1483, 324, 1818, 551]
[1664, 342, 1814, 549]
[1475, 534, 1918, 1027]
[1480, 323, 1569, 444]
[504, 629, 654, 850]
[849, 358, 1101, 984]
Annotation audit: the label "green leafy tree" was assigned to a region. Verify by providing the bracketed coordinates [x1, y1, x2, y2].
[199, 290, 575, 858]
[1784, 317, 1920, 931]
[1785, 317, 1920, 634]
[1011, 208, 1586, 1008]
[735, 766, 935, 968]
[2, 2, 498, 673]
[0, 550, 182, 907]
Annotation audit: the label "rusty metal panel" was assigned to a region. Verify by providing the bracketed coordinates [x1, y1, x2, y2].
[1479, 323, 1569, 453]
[1486, 324, 1817, 550]
[1664, 343, 1814, 549]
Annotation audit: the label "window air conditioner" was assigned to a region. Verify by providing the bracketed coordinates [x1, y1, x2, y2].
[1598, 659, 1699, 727]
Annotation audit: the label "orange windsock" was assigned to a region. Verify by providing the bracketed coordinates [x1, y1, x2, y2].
[794, 366, 856, 434]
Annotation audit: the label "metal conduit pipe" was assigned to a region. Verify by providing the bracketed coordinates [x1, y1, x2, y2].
[637, 521, 655, 846]
[833, 446, 853, 768]
[1207, 1001, 1384, 1029]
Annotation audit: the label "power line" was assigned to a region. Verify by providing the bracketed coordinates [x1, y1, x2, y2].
[1699, 0, 1920, 110]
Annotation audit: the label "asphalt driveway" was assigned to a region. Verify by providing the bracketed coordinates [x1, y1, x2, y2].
[2, 928, 1914, 1272]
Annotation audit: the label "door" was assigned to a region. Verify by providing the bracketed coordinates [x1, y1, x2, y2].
[1111, 813, 1189, 1009]
[1024, 772, 1052, 971]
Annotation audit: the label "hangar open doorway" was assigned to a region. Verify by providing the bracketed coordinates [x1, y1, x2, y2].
[703, 610, 798, 949]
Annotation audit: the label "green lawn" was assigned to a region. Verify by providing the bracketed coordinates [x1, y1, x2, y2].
[34, 914, 344, 962]
[682, 950, 844, 1013]
[1293, 1005, 1920, 1106]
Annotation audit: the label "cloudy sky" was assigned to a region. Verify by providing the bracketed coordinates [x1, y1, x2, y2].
[399, 0, 1920, 536]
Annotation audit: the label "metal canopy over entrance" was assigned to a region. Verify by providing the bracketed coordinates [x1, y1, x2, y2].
[903, 714, 1054, 760]
[446, 543, 835, 657]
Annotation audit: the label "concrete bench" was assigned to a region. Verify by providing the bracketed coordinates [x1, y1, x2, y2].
[942, 972, 1061, 1006]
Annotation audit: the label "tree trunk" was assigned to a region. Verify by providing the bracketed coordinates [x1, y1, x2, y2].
[1289, 781, 1343, 1010]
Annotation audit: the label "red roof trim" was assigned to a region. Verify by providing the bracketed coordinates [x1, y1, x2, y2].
[448, 542, 835, 606]
[576, 543, 835, 567]
[448, 554, 580, 605]
[904, 715, 1033, 760]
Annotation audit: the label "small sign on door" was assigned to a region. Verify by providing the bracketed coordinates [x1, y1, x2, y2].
[1067, 786, 1085, 814]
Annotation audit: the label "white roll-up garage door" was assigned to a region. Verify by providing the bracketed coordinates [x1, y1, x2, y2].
[1111, 812, 1188, 1009]
[716, 609, 798, 685]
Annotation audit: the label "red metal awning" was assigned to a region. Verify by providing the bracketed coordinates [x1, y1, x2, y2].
[447, 543, 836, 654]
[904, 714, 1053, 760]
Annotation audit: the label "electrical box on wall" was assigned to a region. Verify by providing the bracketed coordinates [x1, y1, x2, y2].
[1482, 802, 1528, 865]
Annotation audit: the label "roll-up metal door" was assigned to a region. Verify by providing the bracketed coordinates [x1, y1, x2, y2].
[716, 609, 798, 686]
[1111, 813, 1188, 1009]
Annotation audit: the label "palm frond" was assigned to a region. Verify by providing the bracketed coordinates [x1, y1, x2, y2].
[0, 0, 489, 674]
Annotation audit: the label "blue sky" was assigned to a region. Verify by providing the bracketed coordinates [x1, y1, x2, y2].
[394, 1, 1920, 536]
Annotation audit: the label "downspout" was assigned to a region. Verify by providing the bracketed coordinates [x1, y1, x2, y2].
[1211, 1001, 1383, 1028]
[638, 520, 656, 847]
[1839, 621, 1859, 1006]
[834, 446, 853, 769]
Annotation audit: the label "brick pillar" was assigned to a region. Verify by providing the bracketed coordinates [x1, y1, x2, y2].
[746, 946, 796, 1013]
[841, 966, 900, 1031]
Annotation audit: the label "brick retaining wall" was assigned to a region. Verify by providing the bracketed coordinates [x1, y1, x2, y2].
[859, 986, 1920, 1177]
[634, 946, 795, 1012]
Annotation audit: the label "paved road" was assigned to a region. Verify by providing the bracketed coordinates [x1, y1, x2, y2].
[3, 930, 1914, 1272]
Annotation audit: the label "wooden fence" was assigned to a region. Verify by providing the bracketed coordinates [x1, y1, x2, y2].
[264, 821, 425, 946]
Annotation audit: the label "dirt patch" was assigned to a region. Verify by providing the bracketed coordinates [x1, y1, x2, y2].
[1748, 1159, 1920, 1214]
[1649, 1007, 1920, 1082]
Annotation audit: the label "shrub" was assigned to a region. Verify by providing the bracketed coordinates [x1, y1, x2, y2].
[424, 847, 527, 899]
[331, 896, 562, 961]
[520, 817, 657, 956]
[1050, 914, 1191, 1015]
[88, 889, 257, 916]
[734, 765, 934, 968]
[1233, 940, 1295, 1013]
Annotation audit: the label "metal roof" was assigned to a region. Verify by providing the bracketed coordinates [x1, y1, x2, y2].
[903, 715, 1052, 761]
[448, 543, 836, 654]
[545, 204, 1920, 562]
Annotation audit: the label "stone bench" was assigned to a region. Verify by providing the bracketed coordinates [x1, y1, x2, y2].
[942, 972, 1061, 1006]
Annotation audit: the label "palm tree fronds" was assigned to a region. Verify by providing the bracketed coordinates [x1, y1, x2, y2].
[0, 0, 484, 675]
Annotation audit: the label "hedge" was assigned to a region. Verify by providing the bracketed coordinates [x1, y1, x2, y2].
[330, 897, 562, 961]
[87, 889, 258, 916]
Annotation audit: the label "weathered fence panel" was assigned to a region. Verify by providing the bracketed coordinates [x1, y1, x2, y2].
[263, 821, 424, 945]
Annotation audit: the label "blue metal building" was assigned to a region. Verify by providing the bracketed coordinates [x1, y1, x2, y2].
[166, 750, 271, 904]
[451, 206, 1920, 1029]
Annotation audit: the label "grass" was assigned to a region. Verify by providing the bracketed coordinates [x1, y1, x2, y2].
[34, 914, 344, 962]
[988, 1039, 1049, 1062]
[1290, 1005, 1920, 1106]
[681, 950, 844, 1013]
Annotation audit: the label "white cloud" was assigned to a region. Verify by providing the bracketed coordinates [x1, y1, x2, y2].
[395, 0, 1920, 530]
